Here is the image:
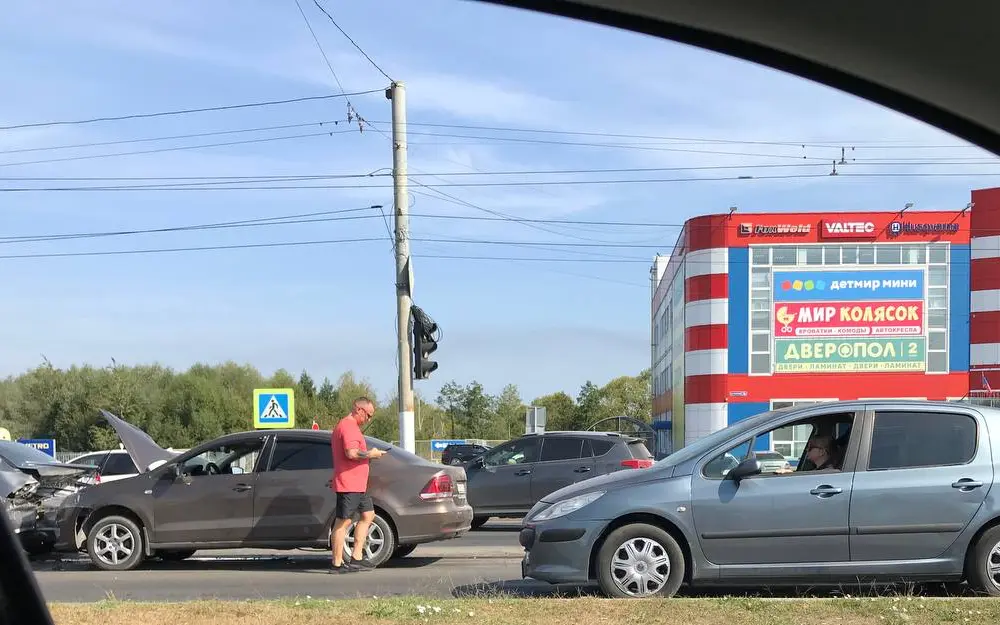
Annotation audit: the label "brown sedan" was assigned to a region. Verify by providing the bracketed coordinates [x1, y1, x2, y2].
[52, 410, 472, 571]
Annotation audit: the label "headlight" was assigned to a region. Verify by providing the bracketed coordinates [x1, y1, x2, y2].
[531, 491, 605, 522]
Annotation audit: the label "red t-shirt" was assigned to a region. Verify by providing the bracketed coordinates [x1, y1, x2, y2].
[331, 416, 369, 493]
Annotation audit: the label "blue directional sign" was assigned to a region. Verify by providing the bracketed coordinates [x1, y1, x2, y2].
[17, 438, 56, 458]
[431, 439, 467, 452]
[253, 388, 296, 429]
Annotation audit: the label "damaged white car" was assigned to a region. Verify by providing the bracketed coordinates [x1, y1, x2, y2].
[0, 440, 96, 557]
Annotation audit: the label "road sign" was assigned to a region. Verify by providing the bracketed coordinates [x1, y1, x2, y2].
[311, 420, 320, 430]
[430, 439, 466, 452]
[17, 438, 56, 457]
[253, 388, 296, 429]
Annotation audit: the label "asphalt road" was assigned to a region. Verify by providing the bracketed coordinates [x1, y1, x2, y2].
[30, 519, 974, 602]
[33, 519, 572, 603]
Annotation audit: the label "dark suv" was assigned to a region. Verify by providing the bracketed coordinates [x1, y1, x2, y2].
[441, 443, 490, 466]
[464, 431, 652, 528]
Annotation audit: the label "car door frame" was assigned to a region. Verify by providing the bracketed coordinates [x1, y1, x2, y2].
[529, 436, 596, 502]
[465, 437, 540, 515]
[689, 403, 864, 579]
[147, 432, 274, 549]
[846, 401, 995, 571]
[246, 432, 336, 547]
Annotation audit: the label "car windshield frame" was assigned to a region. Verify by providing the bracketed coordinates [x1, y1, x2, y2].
[655, 407, 796, 468]
[0, 440, 60, 466]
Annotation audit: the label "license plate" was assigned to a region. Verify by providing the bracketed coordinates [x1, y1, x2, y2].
[456, 482, 466, 494]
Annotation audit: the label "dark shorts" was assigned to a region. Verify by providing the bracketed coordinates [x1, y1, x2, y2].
[335, 492, 374, 520]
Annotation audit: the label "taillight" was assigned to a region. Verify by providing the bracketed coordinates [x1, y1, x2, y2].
[621, 459, 653, 469]
[419, 473, 454, 500]
[95, 473, 102, 484]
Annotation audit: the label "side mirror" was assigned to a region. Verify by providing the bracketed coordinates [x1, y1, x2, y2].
[727, 458, 762, 483]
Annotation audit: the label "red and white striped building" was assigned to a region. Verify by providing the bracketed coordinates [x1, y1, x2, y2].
[651, 188, 996, 458]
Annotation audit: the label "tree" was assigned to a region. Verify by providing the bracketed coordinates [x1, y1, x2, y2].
[493, 384, 524, 439]
[532, 391, 576, 431]
[574, 381, 606, 430]
[599, 369, 652, 422]
[298, 371, 316, 399]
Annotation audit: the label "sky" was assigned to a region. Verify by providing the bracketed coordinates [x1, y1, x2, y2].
[0, 0, 998, 405]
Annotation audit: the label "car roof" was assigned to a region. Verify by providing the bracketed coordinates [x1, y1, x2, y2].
[520, 430, 640, 440]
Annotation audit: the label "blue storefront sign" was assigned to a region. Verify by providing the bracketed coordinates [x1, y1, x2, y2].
[773, 269, 925, 302]
[17, 438, 56, 457]
[431, 439, 467, 452]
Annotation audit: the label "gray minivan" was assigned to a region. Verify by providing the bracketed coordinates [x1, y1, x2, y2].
[519, 400, 1000, 598]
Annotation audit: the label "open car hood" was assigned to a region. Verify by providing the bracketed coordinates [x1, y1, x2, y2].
[99, 409, 176, 472]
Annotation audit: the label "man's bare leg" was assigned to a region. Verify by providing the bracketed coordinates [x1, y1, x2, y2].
[351, 510, 375, 562]
[331, 517, 352, 567]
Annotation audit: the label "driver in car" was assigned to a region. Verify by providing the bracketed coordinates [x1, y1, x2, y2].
[775, 434, 838, 474]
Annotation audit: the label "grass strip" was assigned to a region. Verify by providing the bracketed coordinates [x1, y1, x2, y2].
[48, 596, 1000, 625]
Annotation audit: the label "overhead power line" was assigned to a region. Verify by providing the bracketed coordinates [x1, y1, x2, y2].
[0, 119, 351, 155]
[366, 119, 983, 151]
[0, 129, 360, 168]
[7, 170, 1000, 191]
[311, 0, 393, 81]
[0, 90, 384, 131]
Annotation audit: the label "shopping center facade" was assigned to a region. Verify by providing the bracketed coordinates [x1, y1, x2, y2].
[649, 186, 1000, 459]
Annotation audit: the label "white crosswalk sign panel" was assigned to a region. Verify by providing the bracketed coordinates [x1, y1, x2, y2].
[253, 388, 295, 429]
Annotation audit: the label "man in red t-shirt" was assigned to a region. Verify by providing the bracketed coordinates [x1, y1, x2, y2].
[330, 397, 386, 573]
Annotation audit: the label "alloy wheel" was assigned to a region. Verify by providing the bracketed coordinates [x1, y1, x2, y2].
[93, 522, 136, 568]
[344, 519, 385, 561]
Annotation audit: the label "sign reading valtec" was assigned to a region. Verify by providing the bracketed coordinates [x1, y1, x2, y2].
[774, 337, 926, 373]
[774, 301, 924, 336]
[253, 388, 296, 429]
[17, 438, 56, 457]
[739, 223, 812, 236]
[820, 220, 878, 238]
[772, 269, 925, 302]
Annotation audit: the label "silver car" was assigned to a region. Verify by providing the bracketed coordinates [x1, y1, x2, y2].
[519, 400, 1000, 598]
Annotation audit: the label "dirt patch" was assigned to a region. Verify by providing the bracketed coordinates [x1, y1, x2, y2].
[49, 596, 1000, 625]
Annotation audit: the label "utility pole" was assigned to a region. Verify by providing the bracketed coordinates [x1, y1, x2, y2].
[388, 81, 416, 453]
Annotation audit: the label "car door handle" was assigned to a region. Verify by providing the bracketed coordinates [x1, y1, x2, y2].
[573, 467, 592, 473]
[233, 484, 253, 492]
[952, 479, 984, 491]
[809, 485, 843, 497]
[514, 469, 532, 476]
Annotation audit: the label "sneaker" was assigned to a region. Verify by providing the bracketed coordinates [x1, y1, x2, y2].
[328, 562, 354, 574]
[348, 558, 376, 572]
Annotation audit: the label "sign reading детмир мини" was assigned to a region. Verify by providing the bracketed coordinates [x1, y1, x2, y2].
[771, 268, 927, 373]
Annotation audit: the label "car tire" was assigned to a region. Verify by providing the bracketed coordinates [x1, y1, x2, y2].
[344, 512, 397, 568]
[595, 523, 685, 599]
[965, 525, 1000, 596]
[470, 516, 489, 530]
[86, 514, 145, 572]
[157, 549, 196, 562]
[391, 544, 418, 559]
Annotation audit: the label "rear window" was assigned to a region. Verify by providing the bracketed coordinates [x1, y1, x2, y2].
[626, 440, 653, 459]
[103, 453, 139, 475]
[590, 439, 615, 456]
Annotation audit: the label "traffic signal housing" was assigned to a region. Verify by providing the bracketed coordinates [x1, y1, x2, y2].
[412, 312, 439, 380]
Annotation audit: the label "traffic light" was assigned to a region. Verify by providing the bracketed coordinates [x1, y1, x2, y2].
[412, 312, 439, 380]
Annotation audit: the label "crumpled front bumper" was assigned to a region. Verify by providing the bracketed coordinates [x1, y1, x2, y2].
[4, 498, 59, 547]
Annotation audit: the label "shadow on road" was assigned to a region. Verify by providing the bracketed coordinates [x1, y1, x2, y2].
[452, 579, 982, 599]
[30, 554, 444, 573]
[452, 580, 598, 598]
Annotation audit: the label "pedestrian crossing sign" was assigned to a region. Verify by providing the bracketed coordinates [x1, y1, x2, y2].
[253, 388, 296, 429]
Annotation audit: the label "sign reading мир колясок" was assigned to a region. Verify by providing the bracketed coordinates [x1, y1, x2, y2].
[774, 301, 925, 336]
[772, 269, 925, 302]
[773, 337, 927, 373]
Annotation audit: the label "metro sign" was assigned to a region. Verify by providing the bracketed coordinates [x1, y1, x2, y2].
[820, 220, 878, 238]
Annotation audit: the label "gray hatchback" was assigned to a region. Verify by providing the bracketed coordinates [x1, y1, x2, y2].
[520, 400, 1000, 598]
